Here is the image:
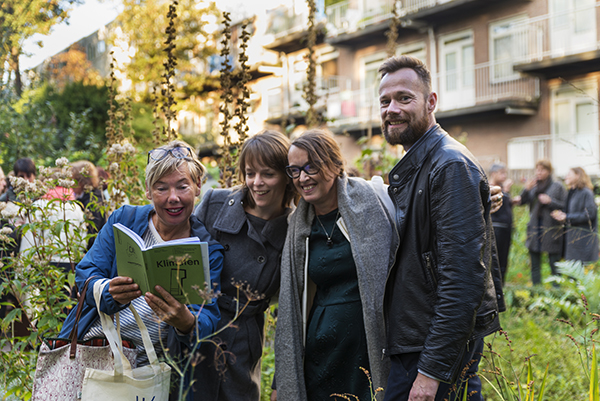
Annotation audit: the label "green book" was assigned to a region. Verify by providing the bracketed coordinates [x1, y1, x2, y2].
[113, 223, 210, 305]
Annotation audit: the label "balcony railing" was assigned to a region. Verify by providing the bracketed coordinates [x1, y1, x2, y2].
[268, 60, 539, 123]
[508, 2, 600, 63]
[265, 6, 310, 39]
[435, 60, 539, 112]
[398, 0, 452, 16]
[267, 75, 352, 119]
[325, 0, 396, 36]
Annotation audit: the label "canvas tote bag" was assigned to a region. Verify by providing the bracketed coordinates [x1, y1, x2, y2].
[31, 277, 138, 401]
[80, 279, 171, 400]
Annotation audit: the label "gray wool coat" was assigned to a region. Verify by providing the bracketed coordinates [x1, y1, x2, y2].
[193, 188, 291, 401]
[563, 187, 599, 262]
[274, 175, 394, 401]
[520, 179, 567, 254]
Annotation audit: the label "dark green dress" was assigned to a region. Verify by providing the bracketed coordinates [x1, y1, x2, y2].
[304, 209, 371, 401]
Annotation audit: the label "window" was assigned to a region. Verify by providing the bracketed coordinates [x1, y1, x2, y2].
[439, 30, 474, 110]
[86, 43, 96, 60]
[550, 0, 596, 55]
[490, 16, 527, 81]
[396, 41, 426, 64]
[361, 52, 386, 98]
[550, 81, 599, 176]
[97, 40, 106, 54]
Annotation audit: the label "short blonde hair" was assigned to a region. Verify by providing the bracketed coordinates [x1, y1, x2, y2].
[145, 140, 205, 191]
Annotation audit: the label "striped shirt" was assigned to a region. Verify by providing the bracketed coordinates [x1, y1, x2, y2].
[84, 217, 170, 366]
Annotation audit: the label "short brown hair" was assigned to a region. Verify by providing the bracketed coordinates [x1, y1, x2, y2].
[71, 160, 99, 191]
[570, 167, 593, 190]
[237, 130, 295, 209]
[291, 129, 344, 179]
[378, 55, 432, 95]
[536, 159, 553, 174]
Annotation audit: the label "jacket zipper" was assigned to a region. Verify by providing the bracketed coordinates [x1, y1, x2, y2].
[424, 253, 437, 286]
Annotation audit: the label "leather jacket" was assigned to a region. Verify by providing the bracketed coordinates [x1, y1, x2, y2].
[384, 125, 503, 383]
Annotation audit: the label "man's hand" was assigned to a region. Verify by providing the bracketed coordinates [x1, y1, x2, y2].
[490, 185, 503, 214]
[408, 373, 440, 401]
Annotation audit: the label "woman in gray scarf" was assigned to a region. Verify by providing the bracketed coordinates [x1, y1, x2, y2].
[274, 129, 394, 401]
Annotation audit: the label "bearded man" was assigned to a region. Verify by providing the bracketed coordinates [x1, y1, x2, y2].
[379, 55, 504, 401]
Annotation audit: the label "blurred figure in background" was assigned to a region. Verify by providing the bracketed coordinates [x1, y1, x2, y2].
[514, 159, 566, 285]
[551, 167, 598, 264]
[0, 157, 37, 202]
[0, 166, 7, 197]
[71, 160, 106, 249]
[489, 163, 513, 284]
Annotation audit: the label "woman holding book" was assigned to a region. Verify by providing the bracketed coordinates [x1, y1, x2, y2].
[193, 130, 295, 401]
[274, 129, 395, 401]
[59, 140, 224, 400]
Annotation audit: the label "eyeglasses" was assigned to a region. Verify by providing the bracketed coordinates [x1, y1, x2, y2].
[147, 147, 193, 164]
[285, 163, 319, 179]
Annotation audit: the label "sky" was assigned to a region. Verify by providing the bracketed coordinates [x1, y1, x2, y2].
[21, 0, 123, 70]
[20, 0, 290, 71]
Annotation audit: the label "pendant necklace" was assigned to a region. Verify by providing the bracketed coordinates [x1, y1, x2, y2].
[315, 210, 340, 248]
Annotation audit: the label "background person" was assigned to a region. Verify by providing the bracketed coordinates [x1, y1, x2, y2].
[275, 129, 394, 401]
[59, 140, 224, 401]
[71, 160, 107, 249]
[0, 157, 37, 202]
[551, 167, 598, 264]
[514, 159, 566, 285]
[489, 163, 513, 284]
[193, 130, 295, 401]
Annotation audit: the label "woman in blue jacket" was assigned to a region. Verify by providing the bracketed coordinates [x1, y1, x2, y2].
[59, 140, 224, 399]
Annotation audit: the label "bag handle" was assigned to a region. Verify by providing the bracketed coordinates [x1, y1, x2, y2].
[93, 279, 131, 378]
[93, 279, 163, 377]
[69, 276, 96, 358]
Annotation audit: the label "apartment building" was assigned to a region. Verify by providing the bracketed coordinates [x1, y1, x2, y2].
[245, 0, 600, 178]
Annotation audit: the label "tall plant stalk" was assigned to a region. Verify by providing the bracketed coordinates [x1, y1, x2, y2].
[304, 0, 318, 128]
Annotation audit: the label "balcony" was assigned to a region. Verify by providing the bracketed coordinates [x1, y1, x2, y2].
[267, 75, 352, 121]
[398, 0, 530, 25]
[264, 5, 326, 53]
[513, 2, 600, 78]
[325, 0, 397, 46]
[434, 60, 540, 121]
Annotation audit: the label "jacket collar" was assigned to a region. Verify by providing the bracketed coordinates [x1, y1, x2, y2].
[212, 188, 291, 250]
[388, 124, 446, 186]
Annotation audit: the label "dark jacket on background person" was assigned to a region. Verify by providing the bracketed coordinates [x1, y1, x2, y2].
[77, 188, 106, 249]
[520, 179, 566, 253]
[384, 125, 503, 384]
[0, 185, 16, 202]
[193, 188, 291, 401]
[563, 187, 598, 262]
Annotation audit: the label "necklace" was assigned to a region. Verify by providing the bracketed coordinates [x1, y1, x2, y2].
[315, 210, 340, 248]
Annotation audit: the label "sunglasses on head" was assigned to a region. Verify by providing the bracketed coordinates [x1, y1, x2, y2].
[147, 147, 193, 164]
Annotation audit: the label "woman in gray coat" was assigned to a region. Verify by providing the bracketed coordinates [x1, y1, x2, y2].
[193, 130, 295, 401]
[515, 159, 566, 284]
[551, 167, 599, 263]
[275, 129, 393, 401]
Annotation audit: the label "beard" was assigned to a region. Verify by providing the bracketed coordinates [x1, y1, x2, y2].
[382, 107, 430, 147]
